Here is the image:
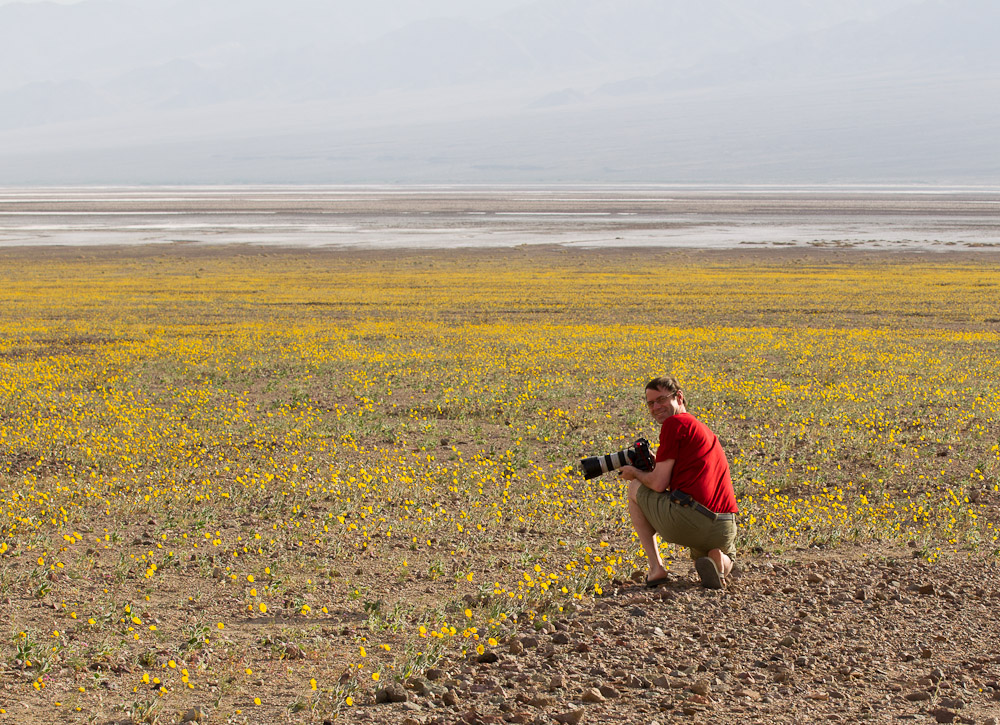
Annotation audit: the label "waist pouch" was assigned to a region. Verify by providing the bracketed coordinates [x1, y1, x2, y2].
[668, 490, 735, 522]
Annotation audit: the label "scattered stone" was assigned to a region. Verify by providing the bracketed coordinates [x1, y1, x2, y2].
[509, 640, 525, 655]
[552, 631, 571, 645]
[425, 668, 445, 681]
[553, 707, 585, 725]
[375, 684, 408, 704]
[598, 684, 620, 699]
[691, 678, 712, 696]
[408, 677, 431, 696]
[807, 572, 825, 584]
[581, 687, 605, 703]
[442, 689, 460, 707]
[549, 675, 567, 690]
[180, 706, 207, 723]
[652, 675, 671, 689]
[779, 635, 797, 648]
[918, 583, 936, 596]
[477, 651, 499, 664]
[930, 708, 957, 724]
[904, 690, 931, 702]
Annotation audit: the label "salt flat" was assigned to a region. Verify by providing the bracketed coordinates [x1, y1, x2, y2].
[1, 185, 998, 251]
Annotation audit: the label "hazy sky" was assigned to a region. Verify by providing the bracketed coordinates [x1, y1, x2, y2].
[2, 0, 996, 185]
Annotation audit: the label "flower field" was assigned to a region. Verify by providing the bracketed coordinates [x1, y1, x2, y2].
[1, 246, 998, 723]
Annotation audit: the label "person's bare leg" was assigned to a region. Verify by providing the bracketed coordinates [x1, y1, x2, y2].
[707, 548, 732, 577]
[627, 480, 667, 580]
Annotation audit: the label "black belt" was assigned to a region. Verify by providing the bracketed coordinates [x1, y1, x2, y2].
[669, 490, 735, 522]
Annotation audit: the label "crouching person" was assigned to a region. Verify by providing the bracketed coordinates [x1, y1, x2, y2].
[618, 376, 738, 589]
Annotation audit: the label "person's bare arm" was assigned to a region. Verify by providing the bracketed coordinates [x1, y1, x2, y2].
[619, 458, 675, 492]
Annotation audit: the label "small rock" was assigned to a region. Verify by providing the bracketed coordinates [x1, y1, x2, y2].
[521, 636, 539, 649]
[930, 708, 956, 724]
[652, 675, 670, 689]
[581, 688, 605, 703]
[425, 668, 445, 681]
[598, 684, 620, 699]
[509, 640, 525, 655]
[691, 679, 711, 696]
[375, 684, 408, 704]
[779, 635, 797, 648]
[549, 675, 567, 690]
[628, 607, 648, 618]
[180, 706, 207, 723]
[904, 690, 931, 702]
[854, 588, 869, 601]
[407, 677, 431, 696]
[553, 708, 585, 725]
[807, 572, 825, 584]
[477, 651, 499, 664]
[442, 689, 460, 707]
[552, 631, 571, 645]
[624, 674, 648, 688]
[918, 583, 935, 595]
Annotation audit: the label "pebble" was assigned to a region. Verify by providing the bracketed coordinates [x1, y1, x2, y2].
[691, 678, 711, 696]
[553, 707, 585, 725]
[375, 684, 408, 703]
[180, 706, 207, 723]
[598, 684, 620, 699]
[929, 708, 956, 724]
[581, 687, 605, 703]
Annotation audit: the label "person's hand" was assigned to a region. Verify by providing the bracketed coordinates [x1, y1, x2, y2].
[618, 465, 637, 481]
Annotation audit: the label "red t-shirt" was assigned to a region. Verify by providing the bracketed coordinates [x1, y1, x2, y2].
[655, 412, 738, 514]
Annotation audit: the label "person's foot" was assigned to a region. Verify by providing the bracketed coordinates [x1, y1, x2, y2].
[695, 557, 723, 589]
[708, 549, 733, 578]
[645, 565, 668, 588]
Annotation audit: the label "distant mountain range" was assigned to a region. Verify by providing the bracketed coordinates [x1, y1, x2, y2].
[0, 0, 996, 184]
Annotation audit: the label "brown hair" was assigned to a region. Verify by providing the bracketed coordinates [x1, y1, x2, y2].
[645, 376, 681, 395]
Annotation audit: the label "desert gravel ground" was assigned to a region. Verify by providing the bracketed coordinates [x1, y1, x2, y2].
[348, 547, 1000, 725]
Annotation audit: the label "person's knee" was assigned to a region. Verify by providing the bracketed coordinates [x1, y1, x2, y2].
[627, 479, 642, 503]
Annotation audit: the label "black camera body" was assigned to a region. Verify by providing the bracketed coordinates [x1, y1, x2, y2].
[579, 438, 655, 479]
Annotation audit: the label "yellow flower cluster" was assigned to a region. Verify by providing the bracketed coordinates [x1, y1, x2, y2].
[0, 249, 997, 719]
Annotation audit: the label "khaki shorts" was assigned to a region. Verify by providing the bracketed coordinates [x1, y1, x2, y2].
[636, 486, 737, 560]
